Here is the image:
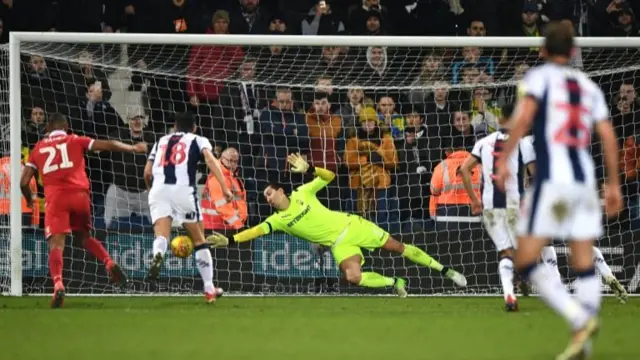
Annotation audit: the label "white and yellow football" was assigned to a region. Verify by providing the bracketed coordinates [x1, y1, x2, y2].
[171, 236, 194, 258]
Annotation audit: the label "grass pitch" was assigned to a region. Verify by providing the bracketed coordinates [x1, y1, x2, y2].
[0, 296, 637, 360]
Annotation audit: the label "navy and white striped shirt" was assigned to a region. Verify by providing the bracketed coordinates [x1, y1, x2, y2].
[518, 63, 609, 186]
[472, 130, 535, 209]
[149, 132, 212, 187]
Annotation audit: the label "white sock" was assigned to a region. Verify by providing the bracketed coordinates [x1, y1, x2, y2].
[195, 246, 215, 294]
[575, 268, 602, 316]
[498, 257, 515, 300]
[526, 263, 590, 330]
[540, 246, 562, 281]
[153, 236, 168, 257]
[592, 247, 613, 278]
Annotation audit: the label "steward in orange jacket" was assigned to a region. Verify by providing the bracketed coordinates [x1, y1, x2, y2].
[201, 149, 247, 230]
[429, 149, 481, 219]
[0, 156, 40, 225]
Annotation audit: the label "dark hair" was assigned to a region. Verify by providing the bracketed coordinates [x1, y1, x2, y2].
[267, 180, 284, 191]
[313, 91, 329, 101]
[48, 112, 67, 127]
[502, 103, 515, 119]
[174, 112, 196, 132]
[544, 21, 574, 58]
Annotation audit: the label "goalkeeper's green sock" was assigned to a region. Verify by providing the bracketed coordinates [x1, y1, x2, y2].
[402, 244, 445, 272]
[358, 272, 395, 288]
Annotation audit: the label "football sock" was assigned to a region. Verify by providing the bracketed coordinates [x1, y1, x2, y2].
[358, 272, 395, 288]
[194, 244, 215, 294]
[152, 236, 168, 257]
[83, 237, 112, 265]
[592, 247, 613, 278]
[48, 248, 63, 286]
[575, 267, 601, 317]
[402, 244, 444, 272]
[540, 246, 562, 281]
[498, 257, 515, 300]
[520, 262, 590, 330]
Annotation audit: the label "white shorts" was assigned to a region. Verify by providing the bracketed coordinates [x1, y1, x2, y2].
[482, 208, 518, 252]
[148, 184, 202, 226]
[517, 181, 603, 240]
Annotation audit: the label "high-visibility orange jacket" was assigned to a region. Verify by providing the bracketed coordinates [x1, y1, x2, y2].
[429, 151, 481, 216]
[201, 163, 247, 230]
[0, 157, 40, 225]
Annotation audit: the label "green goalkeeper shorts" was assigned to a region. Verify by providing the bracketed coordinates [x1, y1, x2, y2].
[331, 215, 389, 266]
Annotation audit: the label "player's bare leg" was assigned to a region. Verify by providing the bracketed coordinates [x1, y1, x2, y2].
[497, 248, 518, 312]
[515, 236, 595, 360]
[47, 234, 66, 308]
[592, 246, 627, 304]
[338, 255, 406, 297]
[555, 240, 601, 360]
[184, 221, 218, 304]
[148, 217, 171, 281]
[382, 236, 467, 287]
[73, 231, 127, 285]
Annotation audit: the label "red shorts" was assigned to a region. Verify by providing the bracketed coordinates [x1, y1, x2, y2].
[44, 191, 92, 239]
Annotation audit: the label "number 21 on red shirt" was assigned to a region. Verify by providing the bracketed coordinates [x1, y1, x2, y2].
[40, 143, 73, 174]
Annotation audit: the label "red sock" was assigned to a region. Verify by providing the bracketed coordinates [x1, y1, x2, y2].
[84, 237, 113, 267]
[48, 248, 63, 286]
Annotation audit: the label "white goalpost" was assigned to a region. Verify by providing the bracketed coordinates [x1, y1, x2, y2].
[4, 32, 640, 297]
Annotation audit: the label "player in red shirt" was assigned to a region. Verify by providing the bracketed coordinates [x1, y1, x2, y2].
[19, 113, 147, 308]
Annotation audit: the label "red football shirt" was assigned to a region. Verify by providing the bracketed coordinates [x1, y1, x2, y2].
[26, 130, 94, 198]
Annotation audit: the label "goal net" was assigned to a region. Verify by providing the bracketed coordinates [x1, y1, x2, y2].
[3, 33, 640, 296]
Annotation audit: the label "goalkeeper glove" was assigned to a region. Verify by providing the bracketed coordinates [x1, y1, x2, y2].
[287, 153, 311, 173]
[206, 232, 232, 248]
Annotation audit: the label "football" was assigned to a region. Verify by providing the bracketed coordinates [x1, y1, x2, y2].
[171, 236, 194, 258]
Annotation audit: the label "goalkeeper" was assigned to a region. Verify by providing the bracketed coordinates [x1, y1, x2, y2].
[207, 153, 467, 296]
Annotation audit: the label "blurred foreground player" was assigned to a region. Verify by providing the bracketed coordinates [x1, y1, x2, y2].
[144, 113, 232, 304]
[20, 113, 148, 308]
[208, 153, 467, 296]
[495, 22, 623, 359]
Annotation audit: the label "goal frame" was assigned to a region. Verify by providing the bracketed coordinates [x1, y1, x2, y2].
[7, 32, 640, 296]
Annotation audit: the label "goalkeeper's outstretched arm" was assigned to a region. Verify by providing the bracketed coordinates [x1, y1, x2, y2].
[207, 224, 269, 247]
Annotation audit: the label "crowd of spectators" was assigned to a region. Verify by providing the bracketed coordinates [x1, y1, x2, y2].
[5, 0, 640, 235]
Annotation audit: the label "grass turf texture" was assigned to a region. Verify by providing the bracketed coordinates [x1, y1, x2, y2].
[0, 297, 637, 360]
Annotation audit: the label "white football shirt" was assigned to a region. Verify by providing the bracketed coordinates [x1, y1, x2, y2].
[472, 130, 535, 209]
[148, 132, 212, 187]
[518, 63, 609, 186]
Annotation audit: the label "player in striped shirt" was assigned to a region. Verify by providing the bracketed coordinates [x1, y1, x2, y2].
[523, 136, 628, 304]
[144, 112, 233, 303]
[495, 22, 623, 359]
[459, 104, 535, 311]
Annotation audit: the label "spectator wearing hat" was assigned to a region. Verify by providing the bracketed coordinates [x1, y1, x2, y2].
[302, 1, 345, 35]
[609, 3, 640, 36]
[344, 107, 399, 233]
[187, 9, 244, 140]
[268, 14, 289, 33]
[347, 0, 390, 35]
[103, 111, 156, 231]
[513, 2, 542, 37]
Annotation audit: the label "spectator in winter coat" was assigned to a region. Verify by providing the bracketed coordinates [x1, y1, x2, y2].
[344, 107, 399, 233]
[305, 91, 345, 210]
[259, 87, 308, 174]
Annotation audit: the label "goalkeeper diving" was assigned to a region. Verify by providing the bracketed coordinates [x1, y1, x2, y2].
[207, 153, 467, 295]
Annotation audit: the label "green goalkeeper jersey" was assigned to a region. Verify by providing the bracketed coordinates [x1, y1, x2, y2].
[259, 177, 350, 246]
